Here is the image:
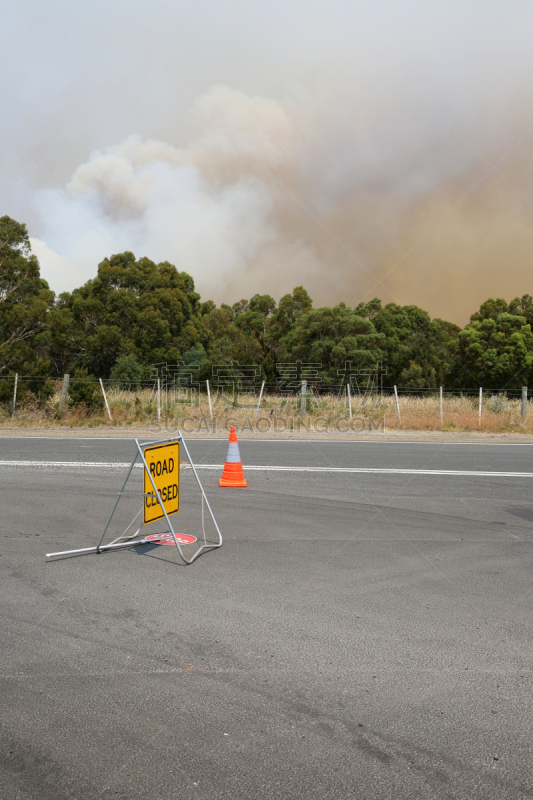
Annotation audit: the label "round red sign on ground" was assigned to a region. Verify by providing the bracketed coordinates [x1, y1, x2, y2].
[143, 533, 197, 546]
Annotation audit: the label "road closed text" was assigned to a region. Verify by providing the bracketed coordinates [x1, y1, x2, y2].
[145, 481, 178, 505]
[143, 442, 180, 524]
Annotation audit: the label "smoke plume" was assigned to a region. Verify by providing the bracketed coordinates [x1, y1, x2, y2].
[29, 23, 533, 326]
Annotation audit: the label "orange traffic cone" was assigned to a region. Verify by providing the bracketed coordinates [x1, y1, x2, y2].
[219, 426, 247, 487]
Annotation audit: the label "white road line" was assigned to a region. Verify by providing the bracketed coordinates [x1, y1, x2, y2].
[0, 460, 532, 478]
[196, 466, 533, 477]
[2, 437, 533, 446]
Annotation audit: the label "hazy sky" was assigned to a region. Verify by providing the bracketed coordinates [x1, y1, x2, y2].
[2, 0, 533, 323]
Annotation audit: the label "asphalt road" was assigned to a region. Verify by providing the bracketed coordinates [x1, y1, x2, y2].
[1, 437, 533, 799]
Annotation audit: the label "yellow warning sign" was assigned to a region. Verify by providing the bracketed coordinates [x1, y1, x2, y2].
[143, 441, 180, 524]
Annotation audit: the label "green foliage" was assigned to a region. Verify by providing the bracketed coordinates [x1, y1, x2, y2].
[24, 372, 55, 405]
[0, 373, 54, 409]
[200, 300, 216, 316]
[183, 345, 206, 366]
[354, 298, 382, 319]
[0, 376, 20, 409]
[235, 294, 276, 339]
[373, 303, 458, 387]
[0, 216, 54, 375]
[278, 302, 384, 384]
[470, 297, 509, 323]
[48, 252, 204, 377]
[509, 294, 533, 328]
[36, 379, 55, 405]
[201, 303, 263, 380]
[68, 369, 104, 409]
[430, 318, 461, 384]
[110, 355, 144, 389]
[451, 310, 533, 390]
[399, 361, 431, 389]
[266, 286, 313, 348]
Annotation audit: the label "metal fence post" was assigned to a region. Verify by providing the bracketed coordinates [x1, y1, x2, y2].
[60, 374, 69, 409]
[347, 382, 352, 419]
[99, 378, 113, 421]
[478, 387, 482, 427]
[12, 373, 18, 414]
[300, 380, 307, 417]
[206, 379, 213, 421]
[256, 380, 265, 414]
[522, 386, 528, 423]
[394, 385, 401, 424]
[157, 378, 161, 422]
[439, 386, 443, 427]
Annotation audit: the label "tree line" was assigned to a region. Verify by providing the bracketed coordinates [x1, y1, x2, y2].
[2, 215, 533, 402]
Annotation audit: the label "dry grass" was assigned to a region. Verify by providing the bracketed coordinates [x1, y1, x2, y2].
[1, 386, 531, 434]
[378, 393, 531, 434]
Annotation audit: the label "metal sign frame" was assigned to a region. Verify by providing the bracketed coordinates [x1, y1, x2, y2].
[46, 433, 222, 565]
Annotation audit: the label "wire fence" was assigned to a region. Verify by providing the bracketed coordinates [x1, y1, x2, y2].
[0, 373, 531, 433]
[0, 375, 531, 396]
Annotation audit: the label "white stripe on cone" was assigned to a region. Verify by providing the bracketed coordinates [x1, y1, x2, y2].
[225, 442, 242, 463]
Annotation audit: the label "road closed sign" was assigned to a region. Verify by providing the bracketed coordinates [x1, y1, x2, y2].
[143, 442, 180, 524]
